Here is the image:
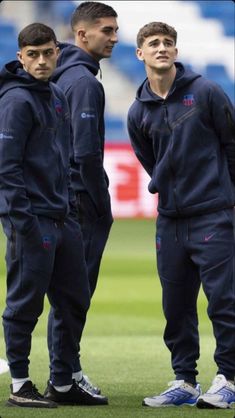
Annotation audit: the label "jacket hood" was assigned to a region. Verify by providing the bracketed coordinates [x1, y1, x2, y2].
[52, 42, 100, 82]
[0, 60, 51, 98]
[136, 62, 201, 103]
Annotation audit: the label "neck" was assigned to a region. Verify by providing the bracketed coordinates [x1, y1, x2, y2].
[147, 65, 176, 99]
[74, 37, 100, 62]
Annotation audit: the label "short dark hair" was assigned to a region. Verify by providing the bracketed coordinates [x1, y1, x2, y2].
[137, 22, 177, 48]
[71, 1, 117, 31]
[18, 23, 57, 48]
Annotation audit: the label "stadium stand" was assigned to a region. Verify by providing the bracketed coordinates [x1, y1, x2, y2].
[0, 0, 234, 142]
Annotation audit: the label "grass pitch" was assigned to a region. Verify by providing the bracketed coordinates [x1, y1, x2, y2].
[0, 219, 233, 417]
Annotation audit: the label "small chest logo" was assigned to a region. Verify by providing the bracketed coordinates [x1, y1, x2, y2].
[42, 235, 52, 250]
[183, 94, 195, 106]
[55, 99, 62, 114]
[156, 236, 161, 251]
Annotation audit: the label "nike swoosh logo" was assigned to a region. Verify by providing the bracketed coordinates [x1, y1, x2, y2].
[204, 232, 216, 242]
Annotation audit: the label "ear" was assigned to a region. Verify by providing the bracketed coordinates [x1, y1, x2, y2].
[17, 51, 24, 65]
[136, 48, 144, 62]
[56, 46, 60, 57]
[174, 47, 178, 60]
[76, 28, 87, 43]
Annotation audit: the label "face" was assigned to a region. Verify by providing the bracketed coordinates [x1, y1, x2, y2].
[17, 41, 59, 81]
[77, 17, 118, 61]
[137, 34, 178, 74]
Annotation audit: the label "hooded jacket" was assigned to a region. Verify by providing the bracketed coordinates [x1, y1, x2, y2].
[52, 43, 110, 217]
[0, 61, 73, 235]
[128, 62, 235, 217]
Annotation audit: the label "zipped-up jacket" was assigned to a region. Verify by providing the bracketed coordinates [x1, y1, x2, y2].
[52, 43, 110, 217]
[128, 62, 235, 217]
[0, 61, 73, 235]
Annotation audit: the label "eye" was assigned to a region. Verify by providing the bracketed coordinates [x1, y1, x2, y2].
[44, 50, 54, 56]
[27, 51, 37, 57]
[165, 41, 173, 47]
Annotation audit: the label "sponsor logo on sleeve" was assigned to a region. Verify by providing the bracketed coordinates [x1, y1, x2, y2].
[81, 112, 95, 119]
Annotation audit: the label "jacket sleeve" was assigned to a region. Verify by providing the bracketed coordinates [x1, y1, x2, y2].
[67, 77, 110, 216]
[209, 85, 235, 185]
[0, 96, 40, 235]
[127, 108, 155, 177]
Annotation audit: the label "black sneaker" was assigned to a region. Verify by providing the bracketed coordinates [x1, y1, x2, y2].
[78, 375, 101, 395]
[44, 380, 108, 405]
[7, 381, 57, 408]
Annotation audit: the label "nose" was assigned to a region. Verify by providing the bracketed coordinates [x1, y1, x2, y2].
[159, 42, 167, 52]
[38, 54, 46, 65]
[111, 32, 118, 43]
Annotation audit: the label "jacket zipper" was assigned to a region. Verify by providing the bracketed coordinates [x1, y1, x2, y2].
[163, 103, 180, 214]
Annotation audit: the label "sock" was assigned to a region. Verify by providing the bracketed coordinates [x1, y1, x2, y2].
[72, 370, 83, 382]
[53, 384, 72, 392]
[12, 377, 30, 393]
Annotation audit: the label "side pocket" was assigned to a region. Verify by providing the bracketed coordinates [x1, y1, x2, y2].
[0, 216, 17, 261]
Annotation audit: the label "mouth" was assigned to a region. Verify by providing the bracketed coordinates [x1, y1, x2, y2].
[106, 45, 115, 51]
[157, 56, 169, 60]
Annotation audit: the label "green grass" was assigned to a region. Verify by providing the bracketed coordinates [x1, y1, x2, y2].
[0, 219, 233, 418]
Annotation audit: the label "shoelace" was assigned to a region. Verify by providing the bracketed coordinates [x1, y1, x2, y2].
[161, 380, 185, 394]
[207, 376, 228, 394]
[20, 384, 43, 400]
[80, 376, 96, 392]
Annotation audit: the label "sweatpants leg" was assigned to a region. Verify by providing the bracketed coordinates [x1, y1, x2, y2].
[156, 215, 201, 385]
[69, 191, 113, 373]
[189, 209, 235, 381]
[76, 191, 113, 297]
[1, 216, 56, 378]
[47, 216, 90, 386]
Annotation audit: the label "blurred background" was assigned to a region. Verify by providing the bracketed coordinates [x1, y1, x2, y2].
[0, 0, 234, 219]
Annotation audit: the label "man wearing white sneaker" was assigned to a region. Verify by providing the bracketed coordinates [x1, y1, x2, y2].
[128, 21, 235, 409]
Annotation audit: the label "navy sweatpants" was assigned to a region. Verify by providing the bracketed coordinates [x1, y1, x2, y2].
[48, 191, 113, 373]
[156, 208, 235, 384]
[1, 215, 90, 386]
[75, 191, 113, 296]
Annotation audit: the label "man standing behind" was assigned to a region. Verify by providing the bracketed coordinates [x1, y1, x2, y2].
[48, 1, 118, 395]
[128, 22, 235, 409]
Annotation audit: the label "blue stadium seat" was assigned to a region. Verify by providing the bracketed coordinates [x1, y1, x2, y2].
[54, 0, 76, 23]
[0, 20, 17, 37]
[195, 0, 234, 37]
[0, 39, 18, 62]
[205, 64, 234, 103]
[105, 115, 128, 142]
[110, 43, 146, 85]
[0, 19, 18, 63]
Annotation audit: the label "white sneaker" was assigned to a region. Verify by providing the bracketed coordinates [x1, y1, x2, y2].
[197, 374, 235, 409]
[143, 380, 201, 407]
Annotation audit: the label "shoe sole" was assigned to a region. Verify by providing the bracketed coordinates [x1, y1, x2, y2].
[196, 399, 230, 409]
[143, 401, 197, 407]
[48, 400, 108, 406]
[6, 399, 57, 408]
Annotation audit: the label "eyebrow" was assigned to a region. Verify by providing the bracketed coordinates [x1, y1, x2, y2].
[26, 48, 54, 53]
[101, 25, 119, 31]
[148, 37, 174, 46]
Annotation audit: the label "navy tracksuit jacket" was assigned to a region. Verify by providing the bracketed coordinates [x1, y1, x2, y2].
[0, 62, 90, 385]
[128, 62, 235, 383]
